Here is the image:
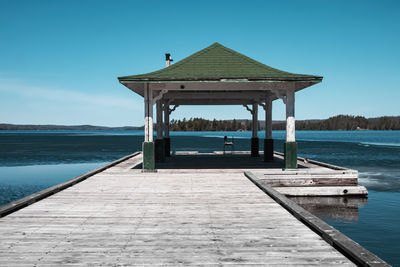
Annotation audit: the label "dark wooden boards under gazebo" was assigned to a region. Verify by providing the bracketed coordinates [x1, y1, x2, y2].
[118, 43, 323, 171]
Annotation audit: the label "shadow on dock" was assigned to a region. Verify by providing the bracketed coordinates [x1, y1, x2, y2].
[133, 151, 368, 221]
[134, 152, 307, 169]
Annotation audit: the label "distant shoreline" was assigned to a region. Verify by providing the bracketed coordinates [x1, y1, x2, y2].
[1, 129, 399, 131]
[1, 114, 400, 131]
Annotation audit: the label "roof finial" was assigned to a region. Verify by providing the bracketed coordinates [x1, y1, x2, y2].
[165, 53, 173, 67]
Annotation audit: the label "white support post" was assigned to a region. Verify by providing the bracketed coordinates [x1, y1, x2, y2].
[265, 98, 272, 140]
[148, 89, 153, 142]
[143, 83, 155, 171]
[252, 103, 258, 138]
[286, 89, 295, 142]
[284, 87, 297, 169]
[144, 84, 153, 142]
[156, 100, 163, 140]
[144, 84, 148, 142]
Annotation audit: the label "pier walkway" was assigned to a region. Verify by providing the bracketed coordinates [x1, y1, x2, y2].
[0, 153, 358, 266]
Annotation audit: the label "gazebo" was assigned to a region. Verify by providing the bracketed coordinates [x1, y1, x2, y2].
[118, 43, 322, 171]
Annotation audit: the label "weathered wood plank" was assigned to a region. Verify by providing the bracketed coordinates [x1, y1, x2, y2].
[0, 154, 359, 266]
[0, 152, 381, 266]
[0, 152, 141, 218]
[244, 171, 389, 266]
[274, 185, 368, 196]
[260, 177, 357, 187]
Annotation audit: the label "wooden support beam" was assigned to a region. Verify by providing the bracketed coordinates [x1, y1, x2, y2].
[261, 98, 272, 139]
[163, 102, 171, 157]
[122, 81, 320, 99]
[164, 91, 269, 100]
[170, 99, 258, 105]
[261, 98, 273, 161]
[252, 103, 258, 138]
[155, 81, 306, 91]
[163, 102, 169, 138]
[156, 100, 163, 140]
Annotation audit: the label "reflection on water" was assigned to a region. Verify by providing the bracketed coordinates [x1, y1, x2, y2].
[0, 162, 105, 206]
[289, 196, 368, 222]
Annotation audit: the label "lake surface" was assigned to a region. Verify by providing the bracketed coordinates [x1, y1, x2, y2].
[0, 130, 399, 265]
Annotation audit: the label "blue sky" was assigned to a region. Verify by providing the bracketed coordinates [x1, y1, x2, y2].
[0, 0, 399, 126]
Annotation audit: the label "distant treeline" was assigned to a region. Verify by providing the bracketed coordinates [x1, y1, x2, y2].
[279, 115, 400, 131]
[170, 118, 259, 131]
[169, 115, 400, 131]
[2, 115, 399, 131]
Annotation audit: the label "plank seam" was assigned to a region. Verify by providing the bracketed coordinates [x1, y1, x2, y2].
[274, 151, 350, 170]
[244, 171, 390, 267]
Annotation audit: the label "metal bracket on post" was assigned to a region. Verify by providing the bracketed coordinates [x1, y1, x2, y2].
[259, 102, 267, 110]
[169, 105, 179, 115]
[242, 104, 254, 115]
[153, 89, 168, 103]
[272, 90, 287, 104]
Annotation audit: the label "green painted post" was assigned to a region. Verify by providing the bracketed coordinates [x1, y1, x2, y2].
[142, 142, 155, 171]
[284, 142, 297, 169]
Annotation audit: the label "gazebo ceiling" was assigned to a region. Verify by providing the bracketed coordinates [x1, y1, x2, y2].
[118, 42, 323, 104]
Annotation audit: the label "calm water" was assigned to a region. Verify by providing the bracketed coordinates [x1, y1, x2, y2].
[0, 130, 399, 265]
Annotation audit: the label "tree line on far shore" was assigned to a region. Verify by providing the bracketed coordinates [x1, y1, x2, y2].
[2, 115, 399, 131]
[169, 115, 400, 131]
[170, 118, 257, 131]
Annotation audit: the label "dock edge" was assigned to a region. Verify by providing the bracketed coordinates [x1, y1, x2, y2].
[0, 152, 141, 218]
[244, 171, 390, 267]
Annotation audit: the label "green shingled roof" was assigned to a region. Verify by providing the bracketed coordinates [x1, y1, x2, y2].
[118, 43, 322, 82]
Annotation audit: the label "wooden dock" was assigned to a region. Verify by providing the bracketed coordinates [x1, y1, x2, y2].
[157, 151, 367, 197]
[0, 152, 387, 266]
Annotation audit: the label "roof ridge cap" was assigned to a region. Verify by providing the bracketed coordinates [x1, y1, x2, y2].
[163, 43, 217, 71]
[126, 43, 218, 78]
[218, 44, 300, 76]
